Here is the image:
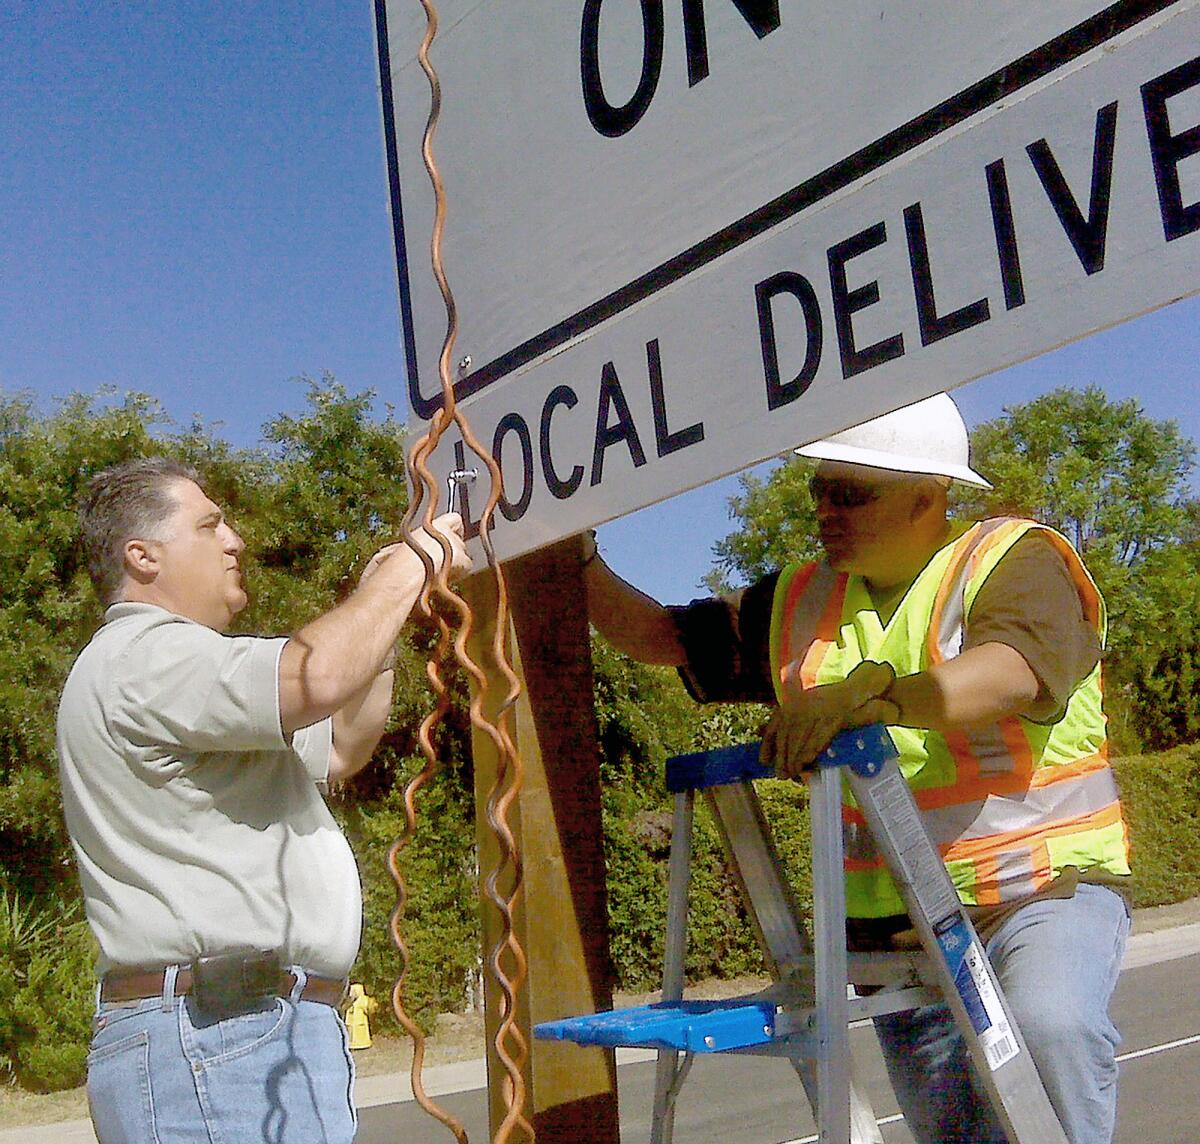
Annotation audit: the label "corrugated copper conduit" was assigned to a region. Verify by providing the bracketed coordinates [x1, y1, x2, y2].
[386, 2, 533, 1142]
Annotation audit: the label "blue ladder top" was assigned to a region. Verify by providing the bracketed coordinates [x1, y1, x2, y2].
[534, 727, 899, 1056]
[535, 998, 778, 1054]
[665, 723, 896, 792]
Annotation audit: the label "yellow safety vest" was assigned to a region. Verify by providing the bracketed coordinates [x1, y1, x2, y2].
[769, 518, 1131, 918]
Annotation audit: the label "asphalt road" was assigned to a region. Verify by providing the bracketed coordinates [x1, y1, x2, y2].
[356, 951, 1200, 1144]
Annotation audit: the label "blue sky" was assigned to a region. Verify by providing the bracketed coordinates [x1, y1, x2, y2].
[3, 3, 1198, 604]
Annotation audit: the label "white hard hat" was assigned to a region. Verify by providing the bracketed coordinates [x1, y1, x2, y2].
[794, 393, 992, 488]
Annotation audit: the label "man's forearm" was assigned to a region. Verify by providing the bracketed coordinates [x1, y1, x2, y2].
[278, 548, 428, 735]
[584, 556, 686, 666]
[328, 669, 394, 782]
[876, 642, 1041, 732]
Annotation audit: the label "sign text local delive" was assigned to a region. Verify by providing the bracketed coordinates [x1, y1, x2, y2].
[377, 0, 1200, 562]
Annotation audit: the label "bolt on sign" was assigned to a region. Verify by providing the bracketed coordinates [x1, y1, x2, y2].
[375, 0, 1200, 561]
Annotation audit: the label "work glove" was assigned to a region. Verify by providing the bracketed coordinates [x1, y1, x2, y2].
[763, 661, 897, 780]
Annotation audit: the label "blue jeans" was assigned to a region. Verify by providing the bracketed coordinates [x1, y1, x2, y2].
[87, 965, 356, 1143]
[874, 884, 1130, 1144]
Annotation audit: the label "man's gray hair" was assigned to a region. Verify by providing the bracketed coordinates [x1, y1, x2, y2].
[79, 458, 200, 604]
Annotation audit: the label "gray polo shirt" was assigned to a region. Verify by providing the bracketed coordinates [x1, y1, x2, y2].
[57, 603, 362, 978]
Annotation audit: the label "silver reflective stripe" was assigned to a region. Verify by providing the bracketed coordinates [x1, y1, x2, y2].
[922, 765, 1121, 846]
[961, 722, 1020, 777]
[846, 764, 1120, 856]
[780, 563, 840, 687]
[932, 519, 1013, 663]
[995, 850, 1036, 903]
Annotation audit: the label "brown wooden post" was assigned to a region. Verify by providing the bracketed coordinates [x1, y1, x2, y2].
[462, 534, 619, 1143]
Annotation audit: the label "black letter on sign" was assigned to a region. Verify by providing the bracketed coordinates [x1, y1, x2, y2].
[648, 339, 705, 456]
[453, 439, 482, 540]
[540, 385, 585, 500]
[904, 201, 991, 346]
[986, 159, 1026, 311]
[682, 0, 781, 86]
[591, 362, 647, 486]
[581, 0, 664, 137]
[492, 413, 533, 522]
[827, 222, 904, 379]
[1026, 101, 1118, 275]
[755, 271, 822, 410]
[1142, 55, 1200, 242]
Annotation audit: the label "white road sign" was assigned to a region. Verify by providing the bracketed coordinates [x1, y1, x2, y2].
[376, 0, 1200, 559]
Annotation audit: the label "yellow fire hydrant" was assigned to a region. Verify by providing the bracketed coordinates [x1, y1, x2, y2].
[344, 983, 379, 1050]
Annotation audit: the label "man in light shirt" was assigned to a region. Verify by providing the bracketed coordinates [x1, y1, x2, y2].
[57, 457, 470, 1144]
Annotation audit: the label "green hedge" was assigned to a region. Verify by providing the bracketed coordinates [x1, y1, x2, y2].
[1112, 744, 1200, 907]
[338, 759, 480, 1031]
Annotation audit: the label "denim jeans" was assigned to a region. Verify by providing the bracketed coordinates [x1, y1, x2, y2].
[873, 883, 1130, 1144]
[87, 965, 356, 1144]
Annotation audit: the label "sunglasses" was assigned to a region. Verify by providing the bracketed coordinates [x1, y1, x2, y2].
[807, 474, 887, 509]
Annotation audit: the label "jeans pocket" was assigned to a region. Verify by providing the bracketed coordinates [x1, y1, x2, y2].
[87, 1029, 160, 1144]
[181, 996, 290, 1067]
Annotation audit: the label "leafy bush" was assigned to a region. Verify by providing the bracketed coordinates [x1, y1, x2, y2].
[337, 759, 479, 1032]
[597, 661, 812, 990]
[0, 886, 95, 1091]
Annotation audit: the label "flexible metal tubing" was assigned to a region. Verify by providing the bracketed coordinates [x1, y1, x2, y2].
[387, 2, 533, 1142]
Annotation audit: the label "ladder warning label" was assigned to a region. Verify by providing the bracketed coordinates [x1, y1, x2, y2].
[870, 770, 960, 920]
[938, 919, 1020, 1072]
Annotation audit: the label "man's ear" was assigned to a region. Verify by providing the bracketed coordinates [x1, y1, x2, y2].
[123, 539, 160, 585]
[909, 480, 947, 524]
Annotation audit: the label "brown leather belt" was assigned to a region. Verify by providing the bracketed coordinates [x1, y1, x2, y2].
[100, 967, 348, 1007]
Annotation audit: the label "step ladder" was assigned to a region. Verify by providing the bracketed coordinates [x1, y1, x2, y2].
[535, 726, 1069, 1143]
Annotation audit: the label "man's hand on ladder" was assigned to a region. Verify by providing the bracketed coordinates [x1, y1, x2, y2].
[763, 661, 899, 779]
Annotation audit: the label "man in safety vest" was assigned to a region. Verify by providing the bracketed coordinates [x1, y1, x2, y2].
[582, 392, 1131, 1144]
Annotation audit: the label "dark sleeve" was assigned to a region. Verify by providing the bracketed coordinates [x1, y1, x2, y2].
[669, 571, 781, 705]
[963, 533, 1102, 723]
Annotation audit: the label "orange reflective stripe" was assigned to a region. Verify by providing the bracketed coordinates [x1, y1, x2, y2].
[800, 582, 846, 689]
[924, 524, 982, 666]
[844, 804, 1122, 875]
[840, 752, 1112, 816]
[969, 842, 1056, 906]
[926, 518, 1034, 666]
[1029, 751, 1110, 788]
[775, 563, 817, 681]
[932, 716, 1032, 797]
[972, 854, 1003, 906]
[1032, 529, 1104, 630]
[1031, 840, 1053, 885]
[998, 716, 1035, 781]
[941, 727, 981, 788]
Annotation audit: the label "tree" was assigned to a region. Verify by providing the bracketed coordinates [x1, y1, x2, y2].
[956, 387, 1198, 750]
[0, 389, 180, 898]
[953, 386, 1195, 569]
[705, 457, 821, 591]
